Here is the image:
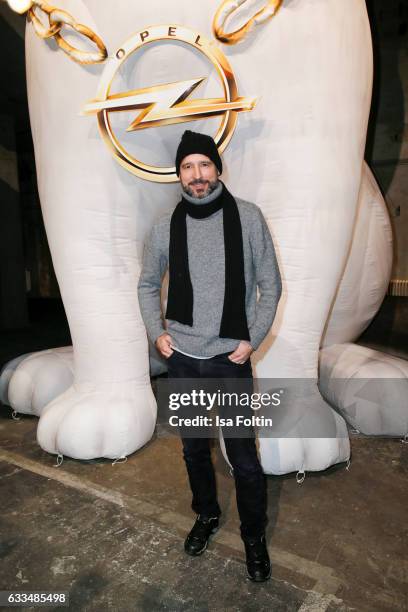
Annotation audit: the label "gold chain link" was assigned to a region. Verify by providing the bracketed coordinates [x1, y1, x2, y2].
[212, 0, 283, 45]
[18, 0, 282, 64]
[28, 1, 61, 38]
[27, 0, 107, 64]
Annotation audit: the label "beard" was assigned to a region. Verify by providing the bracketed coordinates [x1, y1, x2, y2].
[182, 178, 220, 199]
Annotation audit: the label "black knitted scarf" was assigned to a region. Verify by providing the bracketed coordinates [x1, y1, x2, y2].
[166, 182, 250, 341]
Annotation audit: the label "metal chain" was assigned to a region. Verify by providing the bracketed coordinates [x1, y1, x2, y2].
[14, 0, 282, 64]
[28, 1, 61, 38]
[27, 0, 107, 64]
[212, 0, 283, 45]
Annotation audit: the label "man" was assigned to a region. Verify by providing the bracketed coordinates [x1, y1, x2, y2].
[137, 130, 282, 582]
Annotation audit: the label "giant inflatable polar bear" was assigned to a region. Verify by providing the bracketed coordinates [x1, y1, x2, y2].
[2, 0, 408, 472]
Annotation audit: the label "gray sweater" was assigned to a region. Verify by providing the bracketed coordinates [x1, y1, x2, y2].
[137, 189, 282, 358]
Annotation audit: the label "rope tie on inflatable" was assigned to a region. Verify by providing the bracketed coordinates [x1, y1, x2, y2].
[401, 433, 408, 444]
[11, 410, 21, 421]
[7, 0, 281, 64]
[55, 453, 64, 467]
[346, 458, 351, 471]
[112, 456, 127, 466]
[296, 470, 305, 484]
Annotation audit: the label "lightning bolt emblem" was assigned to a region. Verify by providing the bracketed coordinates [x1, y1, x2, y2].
[82, 77, 257, 130]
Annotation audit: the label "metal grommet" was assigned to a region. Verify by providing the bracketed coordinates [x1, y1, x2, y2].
[296, 470, 305, 484]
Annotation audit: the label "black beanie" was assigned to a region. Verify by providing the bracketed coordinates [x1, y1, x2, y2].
[175, 130, 222, 176]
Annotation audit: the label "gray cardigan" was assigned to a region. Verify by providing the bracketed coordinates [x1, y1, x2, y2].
[137, 196, 282, 358]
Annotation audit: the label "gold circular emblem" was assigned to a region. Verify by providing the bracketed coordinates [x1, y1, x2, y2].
[82, 24, 256, 183]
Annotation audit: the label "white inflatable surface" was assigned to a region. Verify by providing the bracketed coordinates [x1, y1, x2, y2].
[322, 163, 393, 347]
[319, 344, 408, 437]
[0, 353, 33, 406]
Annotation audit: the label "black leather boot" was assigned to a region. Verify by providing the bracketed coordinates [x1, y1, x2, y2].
[184, 515, 219, 556]
[244, 535, 271, 582]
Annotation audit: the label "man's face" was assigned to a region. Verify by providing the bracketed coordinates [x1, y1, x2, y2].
[179, 153, 219, 199]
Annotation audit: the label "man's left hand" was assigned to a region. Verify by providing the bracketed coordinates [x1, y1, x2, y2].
[228, 340, 254, 364]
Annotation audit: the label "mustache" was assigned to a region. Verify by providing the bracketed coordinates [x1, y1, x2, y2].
[189, 179, 208, 186]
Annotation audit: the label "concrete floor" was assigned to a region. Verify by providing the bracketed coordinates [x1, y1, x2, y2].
[0, 406, 406, 612]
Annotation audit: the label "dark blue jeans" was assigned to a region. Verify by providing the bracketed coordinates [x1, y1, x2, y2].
[166, 349, 267, 540]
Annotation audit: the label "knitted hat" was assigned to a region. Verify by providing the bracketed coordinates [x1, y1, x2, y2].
[175, 130, 222, 176]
